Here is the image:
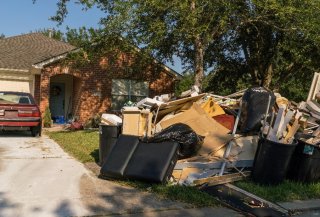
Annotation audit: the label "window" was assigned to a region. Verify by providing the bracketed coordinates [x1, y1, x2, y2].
[111, 79, 149, 110]
[0, 92, 33, 105]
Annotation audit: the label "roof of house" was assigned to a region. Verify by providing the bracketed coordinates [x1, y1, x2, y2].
[0, 33, 77, 71]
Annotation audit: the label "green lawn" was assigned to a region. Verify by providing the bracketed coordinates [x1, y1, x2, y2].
[46, 130, 320, 204]
[46, 130, 219, 207]
[235, 180, 320, 202]
[47, 130, 99, 163]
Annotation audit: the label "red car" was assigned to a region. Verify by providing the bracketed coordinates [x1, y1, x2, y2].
[0, 91, 42, 137]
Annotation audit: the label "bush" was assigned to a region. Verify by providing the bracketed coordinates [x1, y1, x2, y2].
[84, 114, 101, 129]
[43, 107, 52, 128]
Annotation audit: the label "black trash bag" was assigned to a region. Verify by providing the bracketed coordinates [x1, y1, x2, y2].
[147, 123, 204, 159]
[240, 87, 276, 133]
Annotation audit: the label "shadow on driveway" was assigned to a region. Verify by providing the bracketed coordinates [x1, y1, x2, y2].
[0, 130, 33, 138]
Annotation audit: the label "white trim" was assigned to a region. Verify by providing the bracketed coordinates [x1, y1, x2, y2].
[32, 54, 68, 69]
[0, 68, 29, 73]
[32, 49, 80, 69]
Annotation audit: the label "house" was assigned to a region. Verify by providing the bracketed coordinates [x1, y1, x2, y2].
[0, 33, 181, 122]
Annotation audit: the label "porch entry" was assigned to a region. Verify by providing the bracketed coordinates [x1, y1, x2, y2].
[50, 82, 65, 123]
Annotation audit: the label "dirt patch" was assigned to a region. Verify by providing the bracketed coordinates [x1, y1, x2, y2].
[84, 162, 100, 176]
[22, 139, 52, 154]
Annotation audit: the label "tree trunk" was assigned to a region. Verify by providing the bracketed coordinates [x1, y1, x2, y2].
[261, 63, 273, 88]
[191, 0, 204, 90]
[194, 37, 204, 89]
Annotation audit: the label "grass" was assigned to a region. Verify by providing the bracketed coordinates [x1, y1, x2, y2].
[46, 130, 219, 207]
[235, 180, 320, 202]
[46, 130, 320, 205]
[46, 130, 99, 163]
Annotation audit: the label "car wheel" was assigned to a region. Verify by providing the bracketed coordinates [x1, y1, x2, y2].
[31, 126, 41, 137]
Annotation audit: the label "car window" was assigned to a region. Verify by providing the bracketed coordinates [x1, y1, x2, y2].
[0, 93, 32, 104]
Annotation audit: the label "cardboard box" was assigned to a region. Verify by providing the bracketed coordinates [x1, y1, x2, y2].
[160, 103, 232, 156]
[122, 107, 153, 137]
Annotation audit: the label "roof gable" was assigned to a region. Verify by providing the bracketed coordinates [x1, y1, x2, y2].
[0, 33, 76, 71]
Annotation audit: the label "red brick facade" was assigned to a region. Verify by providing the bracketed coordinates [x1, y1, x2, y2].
[37, 55, 178, 123]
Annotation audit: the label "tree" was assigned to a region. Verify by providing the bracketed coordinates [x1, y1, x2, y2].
[36, 0, 320, 99]
[0, 34, 4, 39]
[216, 0, 320, 88]
[34, 28, 65, 41]
[44, 0, 236, 90]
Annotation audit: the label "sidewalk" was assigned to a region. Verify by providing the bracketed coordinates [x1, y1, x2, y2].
[115, 207, 243, 217]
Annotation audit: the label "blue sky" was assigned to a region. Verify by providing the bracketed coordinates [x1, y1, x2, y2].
[0, 0, 183, 73]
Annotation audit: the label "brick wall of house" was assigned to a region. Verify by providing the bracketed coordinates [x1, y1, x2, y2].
[39, 55, 178, 123]
[34, 74, 41, 105]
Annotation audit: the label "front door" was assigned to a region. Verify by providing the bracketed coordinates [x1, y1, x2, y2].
[50, 83, 65, 118]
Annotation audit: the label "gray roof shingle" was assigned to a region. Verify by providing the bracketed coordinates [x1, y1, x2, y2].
[0, 33, 76, 70]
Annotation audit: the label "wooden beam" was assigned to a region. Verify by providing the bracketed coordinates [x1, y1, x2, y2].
[225, 184, 289, 215]
[193, 171, 251, 186]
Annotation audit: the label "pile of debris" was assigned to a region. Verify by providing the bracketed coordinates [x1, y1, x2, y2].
[98, 79, 320, 186]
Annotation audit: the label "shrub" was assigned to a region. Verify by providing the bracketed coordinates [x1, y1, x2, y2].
[84, 114, 101, 129]
[43, 107, 52, 128]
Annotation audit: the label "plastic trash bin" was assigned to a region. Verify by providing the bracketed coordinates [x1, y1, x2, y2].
[252, 137, 297, 185]
[287, 134, 320, 183]
[99, 124, 121, 166]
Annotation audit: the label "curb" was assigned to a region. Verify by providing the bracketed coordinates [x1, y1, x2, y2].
[278, 199, 320, 215]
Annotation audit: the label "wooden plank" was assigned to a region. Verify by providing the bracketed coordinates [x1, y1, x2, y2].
[193, 171, 251, 186]
[284, 118, 300, 144]
[225, 184, 289, 215]
[174, 160, 254, 170]
[159, 93, 206, 108]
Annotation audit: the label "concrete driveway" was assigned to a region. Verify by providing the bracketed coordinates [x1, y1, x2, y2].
[0, 131, 187, 217]
[0, 131, 242, 217]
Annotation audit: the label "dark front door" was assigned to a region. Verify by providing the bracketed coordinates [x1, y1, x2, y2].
[50, 83, 65, 118]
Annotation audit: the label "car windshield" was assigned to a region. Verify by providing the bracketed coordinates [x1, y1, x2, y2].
[0, 93, 32, 104]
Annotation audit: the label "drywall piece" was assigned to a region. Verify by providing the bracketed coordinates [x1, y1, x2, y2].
[101, 113, 122, 126]
[234, 135, 259, 161]
[156, 93, 206, 120]
[160, 93, 206, 108]
[136, 97, 163, 108]
[307, 72, 320, 101]
[277, 109, 294, 138]
[307, 100, 320, 115]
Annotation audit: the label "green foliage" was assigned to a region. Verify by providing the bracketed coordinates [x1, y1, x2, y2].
[84, 114, 101, 129]
[41, 0, 320, 100]
[236, 180, 320, 202]
[128, 181, 219, 207]
[47, 0, 237, 88]
[43, 107, 52, 128]
[175, 72, 194, 96]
